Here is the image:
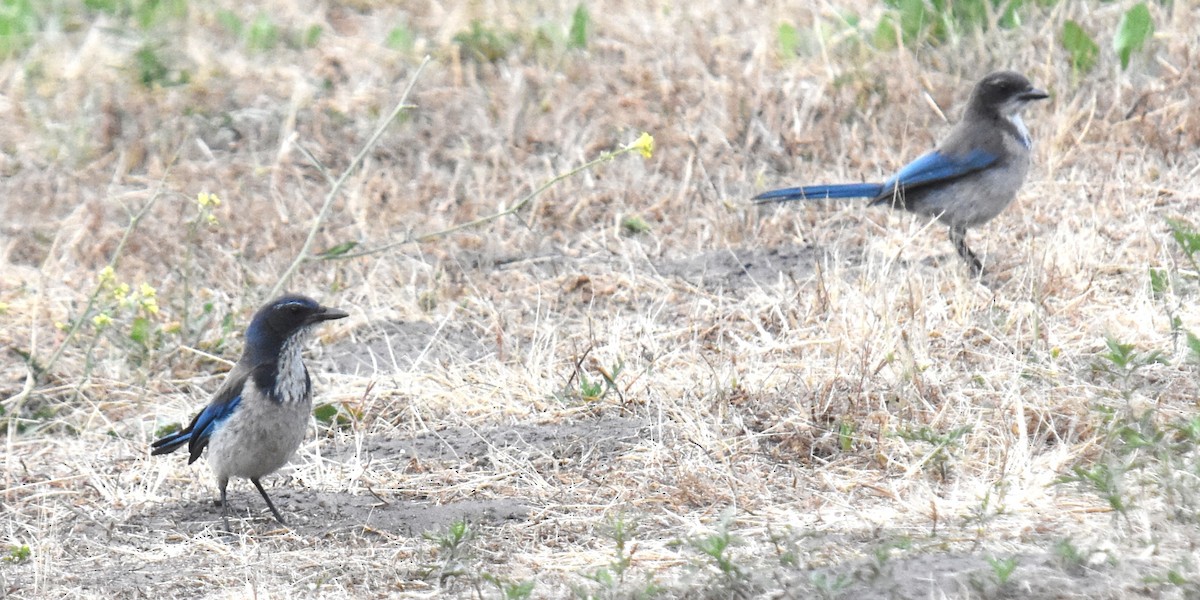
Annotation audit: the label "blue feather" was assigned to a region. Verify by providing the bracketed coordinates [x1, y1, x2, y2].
[150, 391, 243, 464]
[754, 183, 883, 203]
[185, 394, 242, 463]
[883, 148, 997, 191]
[754, 149, 998, 204]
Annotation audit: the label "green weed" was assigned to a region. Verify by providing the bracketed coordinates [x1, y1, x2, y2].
[454, 20, 515, 63]
[247, 14, 278, 51]
[84, 0, 186, 29]
[1113, 3, 1153, 70]
[423, 520, 536, 597]
[0, 0, 36, 57]
[621, 215, 650, 236]
[686, 514, 751, 594]
[1061, 20, 1099, 75]
[423, 519, 478, 587]
[386, 24, 415, 52]
[861, 536, 910, 582]
[483, 574, 536, 600]
[874, 0, 1024, 49]
[1166, 218, 1200, 274]
[574, 514, 663, 599]
[968, 555, 1018, 596]
[1059, 462, 1127, 517]
[1091, 336, 1167, 398]
[312, 402, 360, 430]
[777, 22, 800, 58]
[986, 555, 1018, 586]
[809, 570, 852, 599]
[3, 544, 30, 563]
[568, 4, 588, 50]
[133, 43, 188, 87]
[894, 425, 971, 480]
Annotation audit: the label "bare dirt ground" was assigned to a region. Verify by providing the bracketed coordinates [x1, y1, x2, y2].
[2, 1, 1199, 598]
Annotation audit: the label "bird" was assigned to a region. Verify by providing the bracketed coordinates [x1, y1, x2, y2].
[151, 294, 348, 529]
[754, 71, 1049, 275]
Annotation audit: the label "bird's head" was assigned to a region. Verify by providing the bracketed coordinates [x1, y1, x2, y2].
[969, 71, 1049, 118]
[242, 294, 348, 364]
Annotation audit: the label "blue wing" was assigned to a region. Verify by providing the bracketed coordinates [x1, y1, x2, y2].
[754, 183, 883, 203]
[882, 148, 997, 192]
[150, 372, 247, 464]
[183, 394, 242, 463]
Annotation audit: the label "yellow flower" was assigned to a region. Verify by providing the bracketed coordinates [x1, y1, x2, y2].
[205, 213, 219, 226]
[197, 192, 221, 208]
[628, 132, 654, 159]
[97, 265, 116, 286]
[92, 313, 113, 328]
[112, 282, 130, 302]
[0, 302, 8, 314]
[141, 297, 160, 315]
[139, 283, 157, 298]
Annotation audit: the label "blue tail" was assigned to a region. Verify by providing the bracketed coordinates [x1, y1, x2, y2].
[150, 394, 242, 464]
[150, 429, 191, 456]
[753, 183, 883, 203]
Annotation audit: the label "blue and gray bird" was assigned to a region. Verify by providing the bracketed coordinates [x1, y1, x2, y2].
[754, 71, 1049, 274]
[151, 294, 348, 528]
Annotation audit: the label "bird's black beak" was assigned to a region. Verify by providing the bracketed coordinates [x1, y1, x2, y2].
[307, 306, 349, 324]
[1020, 87, 1049, 102]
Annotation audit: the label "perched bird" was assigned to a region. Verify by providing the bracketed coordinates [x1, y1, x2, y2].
[151, 294, 348, 529]
[754, 71, 1049, 274]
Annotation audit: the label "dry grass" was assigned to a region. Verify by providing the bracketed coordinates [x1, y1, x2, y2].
[2, 0, 1199, 598]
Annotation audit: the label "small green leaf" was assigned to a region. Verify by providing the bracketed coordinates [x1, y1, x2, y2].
[1186, 330, 1200, 363]
[454, 20, 513, 63]
[248, 14, 279, 51]
[129, 316, 152, 346]
[620, 214, 650, 235]
[1148, 268, 1168, 296]
[838, 421, 854, 452]
[1166, 219, 1200, 258]
[1102, 336, 1135, 369]
[154, 423, 181, 439]
[1113, 3, 1153, 70]
[216, 9, 243, 37]
[314, 402, 359, 428]
[568, 4, 589, 49]
[312, 403, 339, 424]
[134, 44, 169, 88]
[997, 0, 1022, 29]
[986, 556, 1019, 585]
[896, 0, 929, 43]
[872, 15, 900, 49]
[777, 22, 799, 57]
[4, 545, 31, 563]
[303, 25, 322, 48]
[386, 26, 414, 51]
[319, 241, 358, 258]
[1061, 20, 1098, 74]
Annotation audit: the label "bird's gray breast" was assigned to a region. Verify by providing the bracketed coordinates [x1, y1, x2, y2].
[206, 376, 312, 480]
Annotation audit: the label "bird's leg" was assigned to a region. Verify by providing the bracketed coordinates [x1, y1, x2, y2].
[949, 226, 983, 276]
[251, 478, 287, 525]
[218, 478, 231, 532]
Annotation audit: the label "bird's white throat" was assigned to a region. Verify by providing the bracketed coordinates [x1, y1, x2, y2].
[274, 327, 313, 404]
[1006, 113, 1031, 149]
